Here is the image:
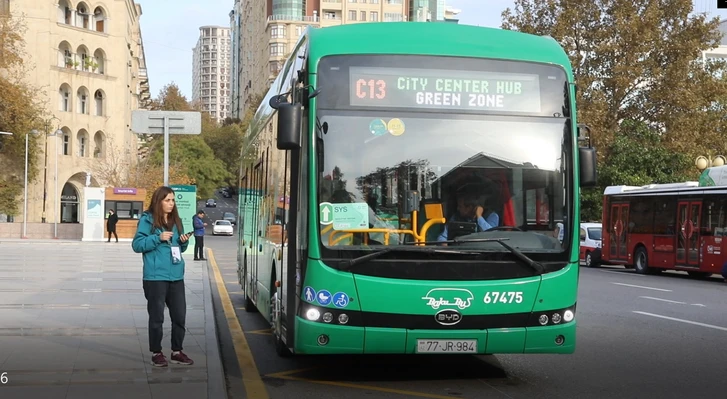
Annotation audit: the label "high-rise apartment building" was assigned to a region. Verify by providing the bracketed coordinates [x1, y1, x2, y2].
[0, 0, 151, 236]
[230, 2, 243, 119]
[192, 26, 232, 122]
[231, 0, 420, 118]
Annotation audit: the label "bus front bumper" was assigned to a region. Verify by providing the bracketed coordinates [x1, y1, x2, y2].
[293, 316, 576, 355]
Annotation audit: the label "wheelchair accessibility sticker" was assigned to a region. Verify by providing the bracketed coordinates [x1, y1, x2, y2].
[332, 292, 349, 308]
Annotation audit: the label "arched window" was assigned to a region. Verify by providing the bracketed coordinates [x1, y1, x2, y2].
[59, 84, 72, 112]
[93, 7, 107, 33]
[77, 87, 90, 114]
[76, 2, 90, 29]
[94, 90, 104, 116]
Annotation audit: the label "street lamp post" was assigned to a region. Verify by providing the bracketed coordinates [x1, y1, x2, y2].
[695, 155, 726, 172]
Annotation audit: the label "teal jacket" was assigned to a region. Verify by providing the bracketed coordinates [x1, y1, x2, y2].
[132, 211, 189, 281]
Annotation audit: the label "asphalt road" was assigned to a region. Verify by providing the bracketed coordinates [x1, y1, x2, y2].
[200, 193, 727, 398]
[197, 191, 238, 235]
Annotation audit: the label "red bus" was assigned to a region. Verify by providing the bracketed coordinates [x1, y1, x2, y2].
[601, 181, 724, 277]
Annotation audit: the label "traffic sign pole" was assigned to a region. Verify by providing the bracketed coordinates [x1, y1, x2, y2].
[163, 116, 169, 186]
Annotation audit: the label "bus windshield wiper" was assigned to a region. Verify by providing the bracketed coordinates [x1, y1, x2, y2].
[405, 237, 544, 275]
[339, 247, 477, 271]
[488, 238, 544, 275]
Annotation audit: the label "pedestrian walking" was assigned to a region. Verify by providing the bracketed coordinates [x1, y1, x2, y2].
[107, 209, 118, 242]
[131, 186, 195, 367]
[192, 209, 207, 261]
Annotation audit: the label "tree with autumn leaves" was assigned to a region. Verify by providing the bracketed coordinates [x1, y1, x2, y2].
[93, 83, 262, 203]
[502, 0, 727, 220]
[0, 15, 46, 218]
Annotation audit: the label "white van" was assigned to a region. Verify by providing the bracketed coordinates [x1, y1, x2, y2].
[579, 222, 602, 267]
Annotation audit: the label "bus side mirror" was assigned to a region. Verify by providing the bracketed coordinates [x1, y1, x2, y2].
[579, 146, 597, 187]
[276, 102, 302, 150]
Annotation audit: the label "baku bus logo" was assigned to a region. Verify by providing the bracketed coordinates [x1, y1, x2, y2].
[421, 288, 474, 310]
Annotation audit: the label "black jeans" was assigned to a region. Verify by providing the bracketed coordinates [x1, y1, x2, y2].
[143, 280, 186, 353]
[107, 230, 118, 241]
[194, 235, 205, 259]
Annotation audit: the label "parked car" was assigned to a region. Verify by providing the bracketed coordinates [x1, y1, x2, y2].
[223, 211, 236, 225]
[212, 220, 233, 236]
[579, 222, 602, 267]
[206, 199, 216, 207]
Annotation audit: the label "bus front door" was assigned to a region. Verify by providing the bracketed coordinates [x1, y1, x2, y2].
[609, 203, 629, 262]
[677, 201, 701, 267]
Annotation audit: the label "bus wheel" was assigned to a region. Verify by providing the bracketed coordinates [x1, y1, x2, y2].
[634, 247, 651, 275]
[585, 252, 594, 268]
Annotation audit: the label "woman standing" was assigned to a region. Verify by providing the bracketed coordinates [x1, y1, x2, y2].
[131, 186, 194, 367]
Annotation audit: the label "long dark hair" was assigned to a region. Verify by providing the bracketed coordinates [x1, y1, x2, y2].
[147, 186, 183, 233]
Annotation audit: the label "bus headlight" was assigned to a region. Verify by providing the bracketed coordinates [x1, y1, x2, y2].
[563, 309, 574, 322]
[322, 312, 333, 323]
[538, 314, 549, 325]
[551, 313, 562, 324]
[306, 308, 320, 321]
[338, 314, 349, 324]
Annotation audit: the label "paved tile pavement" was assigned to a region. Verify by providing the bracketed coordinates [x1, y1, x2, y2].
[0, 240, 227, 399]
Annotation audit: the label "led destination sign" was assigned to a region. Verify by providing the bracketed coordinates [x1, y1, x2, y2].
[349, 66, 543, 113]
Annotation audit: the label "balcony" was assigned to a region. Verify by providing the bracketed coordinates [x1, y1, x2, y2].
[267, 15, 320, 24]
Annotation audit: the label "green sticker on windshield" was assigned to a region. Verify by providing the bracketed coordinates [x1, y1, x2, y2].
[331, 203, 369, 230]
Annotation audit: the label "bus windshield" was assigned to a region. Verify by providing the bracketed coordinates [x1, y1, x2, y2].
[315, 55, 572, 258]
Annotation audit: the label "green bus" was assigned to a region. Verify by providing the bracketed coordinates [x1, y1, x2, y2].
[236, 22, 597, 357]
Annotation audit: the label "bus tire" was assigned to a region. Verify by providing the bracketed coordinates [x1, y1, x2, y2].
[634, 247, 651, 275]
[585, 251, 595, 268]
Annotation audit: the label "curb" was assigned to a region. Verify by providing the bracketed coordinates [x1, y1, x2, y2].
[204, 248, 229, 399]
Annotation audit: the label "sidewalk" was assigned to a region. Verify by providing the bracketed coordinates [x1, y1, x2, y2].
[0, 241, 227, 399]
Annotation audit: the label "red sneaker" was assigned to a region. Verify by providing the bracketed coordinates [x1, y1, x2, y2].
[170, 351, 194, 365]
[151, 352, 168, 367]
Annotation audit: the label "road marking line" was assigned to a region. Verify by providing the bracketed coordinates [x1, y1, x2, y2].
[264, 368, 318, 379]
[209, 250, 270, 399]
[639, 296, 685, 304]
[633, 311, 727, 332]
[611, 282, 672, 292]
[270, 374, 462, 399]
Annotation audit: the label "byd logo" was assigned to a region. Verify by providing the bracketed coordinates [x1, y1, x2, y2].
[435, 309, 462, 326]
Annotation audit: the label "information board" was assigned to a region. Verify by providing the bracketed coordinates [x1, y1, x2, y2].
[349, 66, 542, 113]
[171, 184, 197, 255]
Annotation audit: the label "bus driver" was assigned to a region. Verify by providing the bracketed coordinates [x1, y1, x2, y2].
[438, 191, 499, 242]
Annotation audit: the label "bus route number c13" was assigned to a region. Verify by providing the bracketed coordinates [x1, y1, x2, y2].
[356, 79, 386, 100]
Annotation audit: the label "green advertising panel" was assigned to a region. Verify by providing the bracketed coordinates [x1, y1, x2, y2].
[171, 184, 197, 254]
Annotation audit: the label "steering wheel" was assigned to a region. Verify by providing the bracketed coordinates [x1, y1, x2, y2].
[486, 226, 524, 232]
